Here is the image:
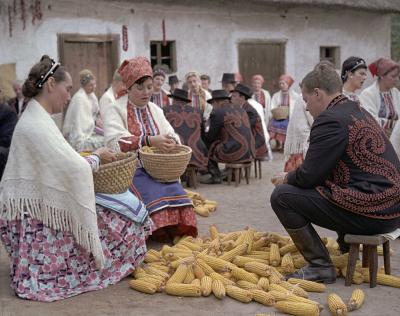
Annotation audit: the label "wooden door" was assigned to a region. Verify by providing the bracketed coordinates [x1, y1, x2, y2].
[58, 34, 120, 98]
[238, 41, 285, 94]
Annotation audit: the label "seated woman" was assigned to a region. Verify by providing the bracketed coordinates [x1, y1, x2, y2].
[103, 56, 197, 242]
[63, 69, 104, 152]
[0, 56, 151, 302]
[164, 88, 208, 171]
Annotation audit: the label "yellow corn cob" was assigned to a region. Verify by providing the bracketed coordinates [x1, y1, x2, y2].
[204, 202, 217, 212]
[179, 240, 203, 252]
[326, 237, 339, 249]
[233, 230, 248, 246]
[275, 301, 320, 316]
[363, 272, 400, 288]
[193, 263, 206, 279]
[245, 253, 270, 260]
[222, 240, 236, 252]
[165, 283, 202, 297]
[270, 266, 284, 281]
[233, 256, 269, 267]
[266, 232, 291, 245]
[183, 264, 196, 284]
[327, 293, 348, 316]
[287, 278, 326, 292]
[254, 231, 267, 240]
[170, 256, 195, 269]
[143, 266, 170, 279]
[284, 294, 322, 308]
[225, 285, 253, 303]
[330, 254, 349, 268]
[243, 229, 255, 253]
[191, 278, 201, 287]
[209, 225, 219, 240]
[197, 253, 235, 271]
[279, 243, 298, 255]
[195, 258, 215, 275]
[144, 253, 162, 263]
[252, 237, 267, 251]
[212, 279, 226, 299]
[174, 243, 192, 251]
[244, 262, 272, 277]
[209, 272, 235, 285]
[220, 271, 232, 279]
[167, 263, 188, 284]
[340, 267, 364, 285]
[347, 289, 365, 311]
[269, 283, 291, 295]
[255, 314, 272, 316]
[250, 289, 275, 306]
[269, 243, 281, 267]
[230, 267, 259, 284]
[219, 243, 248, 262]
[195, 205, 210, 217]
[281, 253, 295, 273]
[132, 266, 146, 278]
[221, 231, 242, 242]
[200, 275, 213, 296]
[147, 263, 170, 273]
[135, 272, 165, 283]
[269, 289, 289, 301]
[277, 281, 309, 298]
[129, 279, 158, 294]
[293, 255, 307, 269]
[135, 275, 164, 289]
[236, 280, 260, 290]
[161, 245, 192, 256]
[257, 277, 270, 291]
[327, 247, 342, 256]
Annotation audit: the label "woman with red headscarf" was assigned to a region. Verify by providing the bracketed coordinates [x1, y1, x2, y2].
[268, 74, 299, 151]
[360, 58, 400, 137]
[103, 57, 197, 242]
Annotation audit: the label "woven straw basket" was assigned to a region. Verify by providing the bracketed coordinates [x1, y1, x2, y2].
[93, 152, 137, 194]
[139, 145, 192, 182]
[271, 106, 289, 120]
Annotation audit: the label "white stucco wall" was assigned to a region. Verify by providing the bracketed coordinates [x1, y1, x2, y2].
[0, 0, 392, 92]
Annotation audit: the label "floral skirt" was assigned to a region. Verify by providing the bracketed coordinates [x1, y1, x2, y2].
[0, 206, 152, 302]
[150, 206, 198, 242]
[284, 153, 304, 172]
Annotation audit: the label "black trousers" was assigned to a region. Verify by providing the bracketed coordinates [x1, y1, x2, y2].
[208, 159, 222, 179]
[270, 184, 400, 237]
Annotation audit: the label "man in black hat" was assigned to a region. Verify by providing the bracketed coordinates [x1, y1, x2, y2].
[201, 90, 255, 184]
[220, 73, 237, 94]
[231, 84, 268, 160]
[168, 75, 180, 94]
[164, 89, 208, 172]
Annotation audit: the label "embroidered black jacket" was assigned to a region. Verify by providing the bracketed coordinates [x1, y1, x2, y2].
[287, 95, 400, 219]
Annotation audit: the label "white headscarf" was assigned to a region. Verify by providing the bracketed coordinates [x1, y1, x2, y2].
[0, 99, 105, 268]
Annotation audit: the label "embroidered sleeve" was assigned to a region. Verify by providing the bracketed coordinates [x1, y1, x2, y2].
[85, 154, 100, 172]
[287, 115, 347, 188]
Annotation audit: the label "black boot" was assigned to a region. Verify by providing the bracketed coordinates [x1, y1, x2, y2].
[285, 223, 336, 283]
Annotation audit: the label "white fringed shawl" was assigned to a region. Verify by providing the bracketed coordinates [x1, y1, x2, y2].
[283, 96, 313, 161]
[0, 99, 105, 268]
[63, 88, 97, 151]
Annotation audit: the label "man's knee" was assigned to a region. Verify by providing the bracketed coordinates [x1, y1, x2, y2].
[270, 184, 292, 211]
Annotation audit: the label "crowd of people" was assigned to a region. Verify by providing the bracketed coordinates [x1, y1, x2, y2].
[0, 53, 399, 301]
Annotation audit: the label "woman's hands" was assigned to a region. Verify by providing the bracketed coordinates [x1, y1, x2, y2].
[149, 135, 177, 152]
[93, 147, 117, 163]
[271, 172, 288, 187]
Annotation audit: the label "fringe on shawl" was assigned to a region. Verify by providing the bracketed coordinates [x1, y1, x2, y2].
[0, 195, 105, 269]
[284, 138, 309, 162]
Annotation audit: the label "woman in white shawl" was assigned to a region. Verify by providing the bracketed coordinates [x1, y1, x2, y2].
[63, 69, 104, 152]
[360, 58, 400, 137]
[0, 56, 151, 302]
[103, 56, 197, 242]
[283, 96, 313, 172]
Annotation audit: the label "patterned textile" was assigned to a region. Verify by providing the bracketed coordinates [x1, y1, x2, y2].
[243, 102, 267, 159]
[164, 103, 209, 170]
[129, 168, 193, 214]
[205, 105, 255, 163]
[95, 190, 148, 223]
[269, 92, 290, 141]
[0, 207, 152, 302]
[284, 153, 304, 172]
[118, 57, 153, 90]
[379, 91, 398, 137]
[253, 91, 266, 108]
[151, 91, 170, 108]
[118, 101, 160, 152]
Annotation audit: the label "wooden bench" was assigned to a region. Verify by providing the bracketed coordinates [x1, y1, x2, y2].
[226, 162, 252, 187]
[344, 234, 391, 288]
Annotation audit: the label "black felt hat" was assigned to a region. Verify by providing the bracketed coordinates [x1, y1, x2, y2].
[170, 88, 191, 102]
[220, 73, 236, 84]
[208, 90, 231, 103]
[231, 83, 252, 99]
[168, 75, 180, 85]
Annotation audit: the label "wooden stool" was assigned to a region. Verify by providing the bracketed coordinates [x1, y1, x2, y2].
[226, 163, 251, 187]
[185, 166, 197, 189]
[344, 234, 391, 288]
[254, 159, 262, 179]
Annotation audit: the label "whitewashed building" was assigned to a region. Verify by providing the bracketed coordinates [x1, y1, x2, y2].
[0, 0, 399, 98]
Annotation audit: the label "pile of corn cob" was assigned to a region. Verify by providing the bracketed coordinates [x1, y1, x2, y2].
[129, 225, 399, 316]
[185, 189, 217, 217]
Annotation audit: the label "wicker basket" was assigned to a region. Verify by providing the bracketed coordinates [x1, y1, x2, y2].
[271, 106, 289, 120]
[139, 145, 192, 182]
[93, 152, 137, 194]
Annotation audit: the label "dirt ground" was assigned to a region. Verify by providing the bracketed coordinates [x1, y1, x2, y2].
[1, 153, 399, 316]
